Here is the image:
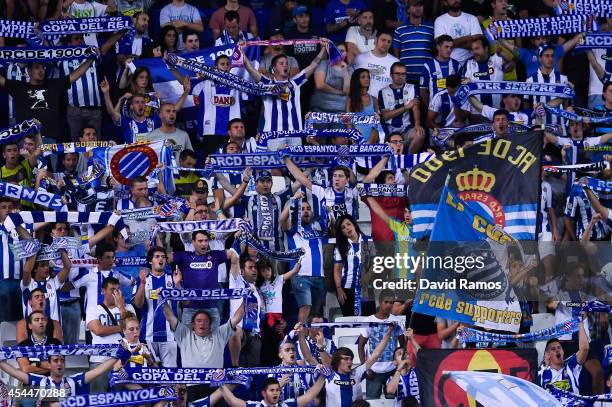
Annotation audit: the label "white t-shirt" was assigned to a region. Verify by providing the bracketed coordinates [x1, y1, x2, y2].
[86, 303, 135, 363]
[159, 3, 202, 51]
[73, 268, 134, 313]
[260, 275, 284, 314]
[353, 51, 399, 97]
[345, 26, 377, 55]
[434, 12, 482, 64]
[66, 1, 107, 47]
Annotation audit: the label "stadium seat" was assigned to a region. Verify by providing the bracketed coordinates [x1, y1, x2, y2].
[78, 320, 87, 344]
[0, 321, 17, 347]
[65, 355, 91, 375]
[530, 313, 555, 333]
[369, 398, 396, 406]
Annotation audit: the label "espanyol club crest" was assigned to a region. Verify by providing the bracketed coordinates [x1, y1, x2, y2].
[455, 166, 506, 228]
[110, 144, 159, 185]
[212, 369, 225, 381]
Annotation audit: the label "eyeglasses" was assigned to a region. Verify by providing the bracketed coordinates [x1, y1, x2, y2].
[195, 210, 208, 215]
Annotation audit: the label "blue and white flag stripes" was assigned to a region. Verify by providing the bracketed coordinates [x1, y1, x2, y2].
[554, 0, 612, 17]
[0, 119, 40, 145]
[408, 132, 542, 240]
[3, 211, 128, 238]
[0, 181, 67, 211]
[60, 387, 177, 407]
[446, 371, 561, 407]
[452, 81, 575, 107]
[0, 46, 99, 63]
[484, 14, 597, 41]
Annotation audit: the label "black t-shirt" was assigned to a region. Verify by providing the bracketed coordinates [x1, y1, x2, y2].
[284, 28, 320, 69]
[5, 78, 70, 142]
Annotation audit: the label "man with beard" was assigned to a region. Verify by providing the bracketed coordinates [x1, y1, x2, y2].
[539, 316, 589, 396]
[459, 36, 504, 111]
[434, 0, 483, 64]
[281, 192, 327, 323]
[134, 246, 182, 367]
[345, 10, 377, 64]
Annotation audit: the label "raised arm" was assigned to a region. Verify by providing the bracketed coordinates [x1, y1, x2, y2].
[238, 42, 262, 83]
[563, 32, 586, 54]
[302, 40, 328, 79]
[297, 373, 326, 407]
[22, 254, 37, 287]
[100, 78, 121, 124]
[0, 360, 30, 384]
[283, 256, 302, 282]
[576, 316, 590, 365]
[364, 324, 395, 370]
[163, 301, 179, 331]
[69, 58, 96, 84]
[133, 269, 148, 309]
[220, 385, 246, 407]
[174, 76, 191, 111]
[84, 356, 118, 383]
[56, 249, 71, 284]
[282, 157, 312, 190]
[229, 299, 245, 330]
[364, 196, 391, 225]
[222, 168, 251, 210]
[362, 155, 390, 183]
[584, 186, 610, 220]
[587, 50, 606, 81]
[100, 29, 129, 56]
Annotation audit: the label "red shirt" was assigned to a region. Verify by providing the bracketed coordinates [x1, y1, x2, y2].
[363, 196, 407, 241]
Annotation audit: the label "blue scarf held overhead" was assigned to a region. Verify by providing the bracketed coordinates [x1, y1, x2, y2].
[0, 46, 99, 63]
[484, 14, 597, 41]
[452, 81, 575, 107]
[60, 387, 177, 407]
[0, 119, 40, 145]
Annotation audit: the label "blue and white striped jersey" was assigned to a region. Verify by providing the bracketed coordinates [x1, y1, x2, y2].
[564, 183, 610, 241]
[139, 272, 178, 343]
[28, 372, 86, 397]
[243, 189, 292, 252]
[72, 267, 134, 312]
[325, 363, 369, 407]
[420, 57, 461, 98]
[0, 230, 25, 280]
[58, 59, 101, 107]
[268, 366, 312, 402]
[334, 235, 371, 289]
[393, 21, 434, 83]
[378, 83, 417, 134]
[286, 226, 327, 277]
[538, 354, 585, 395]
[192, 79, 241, 136]
[386, 368, 420, 406]
[260, 71, 308, 131]
[459, 55, 504, 109]
[526, 69, 568, 129]
[21, 276, 62, 322]
[311, 184, 360, 227]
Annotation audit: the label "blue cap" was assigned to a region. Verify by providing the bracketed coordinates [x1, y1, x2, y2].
[538, 44, 555, 57]
[292, 5, 309, 17]
[256, 170, 273, 182]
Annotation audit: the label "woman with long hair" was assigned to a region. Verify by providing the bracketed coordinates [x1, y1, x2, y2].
[117, 66, 160, 118]
[333, 214, 373, 316]
[159, 26, 179, 54]
[345, 68, 379, 143]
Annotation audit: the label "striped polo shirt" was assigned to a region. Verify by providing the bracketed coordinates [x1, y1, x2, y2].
[392, 20, 434, 83]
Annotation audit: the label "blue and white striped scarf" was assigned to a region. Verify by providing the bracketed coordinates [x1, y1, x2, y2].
[61, 387, 177, 407]
[0, 19, 35, 39]
[166, 53, 284, 96]
[554, 0, 612, 17]
[0, 181, 67, 211]
[256, 129, 361, 151]
[543, 162, 607, 174]
[0, 46, 99, 63]
[304, 112, 380, 128]
[575, 32, 612, 50]
[280, 144, 393, 158]
[40, 140, 113, 157]
[0, 119, 40, 145]
[153, 287, 253, 312]
[453, 81, 575, 106]
[577, 176, 612, 193]
[205, 152, 327, 176]
[238, 229, 304, 261]
[156, 219, 251, 234]
[543, 103, 612, 123]
[111, 366, 249, 385]
[38, 16, 132, 36]
[484, 14, 597, 41]
[547, 386, 612, 403]
[458, 319, 579, 344]
[3, 211, 127, 238]
[357, 153, 434, 170]
[0, 343, 125, 359]
[356, 183, 407, 197]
